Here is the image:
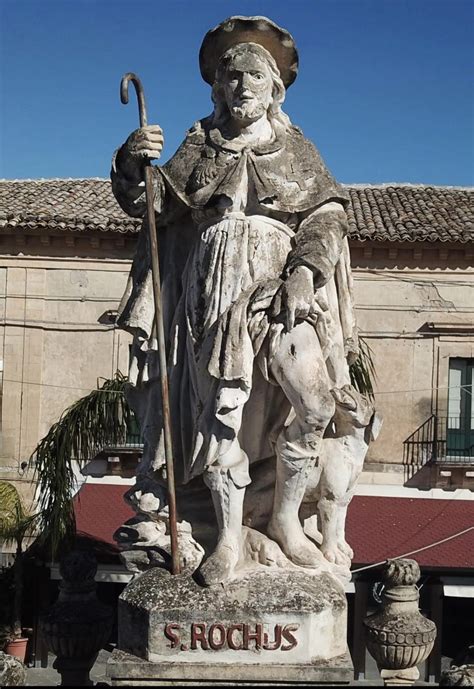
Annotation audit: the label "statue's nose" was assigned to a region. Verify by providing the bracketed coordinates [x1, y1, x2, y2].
[241, 72, 252, 88]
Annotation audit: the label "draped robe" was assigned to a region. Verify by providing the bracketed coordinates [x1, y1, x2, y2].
[111, 117, 358, 486]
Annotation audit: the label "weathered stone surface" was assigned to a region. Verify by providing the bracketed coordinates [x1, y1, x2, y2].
[0, 652, 26, 686]
[111, 14, 378, 587]
[107, 648, 353, 685]
[440, 664, 474, 686]
[364, 559, 436, 686]
[118, 567, 347, 665]
[114, 515, 205, 575]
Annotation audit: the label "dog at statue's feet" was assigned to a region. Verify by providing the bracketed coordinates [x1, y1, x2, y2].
[302, 384, 382, 567]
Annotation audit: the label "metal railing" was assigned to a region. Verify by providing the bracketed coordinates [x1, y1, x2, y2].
[120, 432, 144, 449]
[403, 415, 474, 467]
[90, 430, 144, 459]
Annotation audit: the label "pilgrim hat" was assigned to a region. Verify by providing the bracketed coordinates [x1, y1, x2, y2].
[199, 15, 298, 88]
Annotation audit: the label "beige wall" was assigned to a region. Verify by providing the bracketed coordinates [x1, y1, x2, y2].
[351, 241, 474, 464]
[1, 232, 471, 501]
[0, 239, 133, 498]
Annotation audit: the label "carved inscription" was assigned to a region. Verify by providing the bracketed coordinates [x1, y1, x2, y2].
[164, 622, 299, 651]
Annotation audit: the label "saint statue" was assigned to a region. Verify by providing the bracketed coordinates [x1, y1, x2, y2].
[111, 16, 377, 586]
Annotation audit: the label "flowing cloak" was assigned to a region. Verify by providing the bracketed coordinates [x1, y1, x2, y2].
[111, 118, 358, 486]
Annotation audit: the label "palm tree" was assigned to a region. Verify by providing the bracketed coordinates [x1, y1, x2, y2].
[0, 482, 39, 640]
[30, 371, 134, 559]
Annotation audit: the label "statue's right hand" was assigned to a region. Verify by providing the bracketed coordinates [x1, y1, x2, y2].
[124, 125, 164, 163]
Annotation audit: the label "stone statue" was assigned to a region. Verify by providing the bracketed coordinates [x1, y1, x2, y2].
[111, 16, 378, 586]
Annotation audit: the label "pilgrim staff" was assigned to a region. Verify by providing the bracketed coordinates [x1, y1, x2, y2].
[119, 72, 180, 575]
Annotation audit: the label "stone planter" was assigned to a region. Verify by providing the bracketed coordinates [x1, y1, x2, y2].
[40, 551, 113, 686]
[364, 559, 436, 686]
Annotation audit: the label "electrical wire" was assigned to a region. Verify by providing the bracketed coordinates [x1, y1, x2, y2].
[1, 377, 126, 393]
[357, 271, 474, 289]
[374, 384, 472, 397]
[351, 525, 474, 574]
[0, 378, 471, 396]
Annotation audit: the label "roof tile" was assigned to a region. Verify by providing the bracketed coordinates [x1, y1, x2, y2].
[0, 179, 472, 243]
[73, 484, 474, 570]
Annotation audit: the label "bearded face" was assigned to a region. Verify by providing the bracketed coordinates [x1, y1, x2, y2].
[222, 50, 274, 124]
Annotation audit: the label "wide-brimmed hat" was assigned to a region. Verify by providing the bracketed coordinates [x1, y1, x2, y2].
[199, 15, 298, 88]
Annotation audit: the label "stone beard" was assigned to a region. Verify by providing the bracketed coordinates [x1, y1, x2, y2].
[111, 26, 379, 588]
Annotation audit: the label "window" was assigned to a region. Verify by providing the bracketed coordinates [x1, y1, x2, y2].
[447, 358, 474, 459]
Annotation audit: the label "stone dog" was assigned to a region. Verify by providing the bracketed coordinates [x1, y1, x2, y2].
[302, 384, 383, 566]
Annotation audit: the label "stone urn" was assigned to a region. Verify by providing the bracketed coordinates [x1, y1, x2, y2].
[364, 558, 437, 686]
[40, 551, 113, 686]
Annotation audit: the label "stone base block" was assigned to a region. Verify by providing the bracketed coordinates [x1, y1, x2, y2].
[111, 566, 352, 683]
[106, 648, 353, 685]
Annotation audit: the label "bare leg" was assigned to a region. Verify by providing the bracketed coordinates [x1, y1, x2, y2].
[336, 495, 354, 559]
[318, 385, 376, 564]
[318, 496, 349, 565]
[267, 322, 335, 568]
[199, 440, 249, 585]
[268, 425, 327, 566]
[317, 436, 352, 565]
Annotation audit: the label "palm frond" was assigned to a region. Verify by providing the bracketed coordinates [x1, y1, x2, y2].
[0, 482, 39, 547]
[29, 371, 134, 558]
[349, 337, 377, 401]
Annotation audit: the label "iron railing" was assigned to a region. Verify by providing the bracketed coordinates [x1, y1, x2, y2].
[404, 415, 474, 467]
[119, 432, 143, 449]
[90, 430, 143, 460]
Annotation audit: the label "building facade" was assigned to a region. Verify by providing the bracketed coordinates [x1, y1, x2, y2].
[347, 184, 473, 489]
[1, 180, 472, 494]
[1, 178, 472, 680]
[0, 179, 136, 503]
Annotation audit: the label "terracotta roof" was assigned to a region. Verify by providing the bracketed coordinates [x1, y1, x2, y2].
[0, 178, 472, 243]
[74, 483, 134, 546]
[0, 178, 138, 235]
[73, 484, 474, 571]
[346, 495, 474, 570]
[346, 184, 473, 243]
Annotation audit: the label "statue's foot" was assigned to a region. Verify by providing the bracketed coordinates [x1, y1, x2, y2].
[199, 537, 240, 586]
[321, 544, 350, 566]
[267, 517, 324, 568]
[338, 540, 354, 559]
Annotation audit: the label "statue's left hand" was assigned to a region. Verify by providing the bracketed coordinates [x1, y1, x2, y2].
[274, 265, 315, 331]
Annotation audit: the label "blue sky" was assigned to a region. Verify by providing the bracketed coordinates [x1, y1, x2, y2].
[1, 0, 473, 185]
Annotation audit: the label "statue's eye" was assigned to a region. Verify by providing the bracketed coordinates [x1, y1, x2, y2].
[253, 73, 264, 80]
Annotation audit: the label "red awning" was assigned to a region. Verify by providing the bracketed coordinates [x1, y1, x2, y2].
[73, 483, 474, 570]
[346, 495, 474, 570]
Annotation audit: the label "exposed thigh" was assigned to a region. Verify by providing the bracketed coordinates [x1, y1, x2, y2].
[270, 322, 333, 421]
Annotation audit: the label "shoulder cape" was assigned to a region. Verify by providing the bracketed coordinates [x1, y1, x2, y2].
[158, 119, 349, 214]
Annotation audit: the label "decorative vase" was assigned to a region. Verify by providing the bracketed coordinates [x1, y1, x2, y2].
[39, 551, 113, 686]
[364, 558, 437, 686]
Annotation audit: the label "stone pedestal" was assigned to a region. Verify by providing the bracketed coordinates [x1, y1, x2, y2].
[107, 567, 353, 685]
[107, 648, 353, 685]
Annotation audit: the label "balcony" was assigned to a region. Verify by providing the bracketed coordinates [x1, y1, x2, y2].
[83, 431, 143, 479]
[404, 416, 474, 490]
